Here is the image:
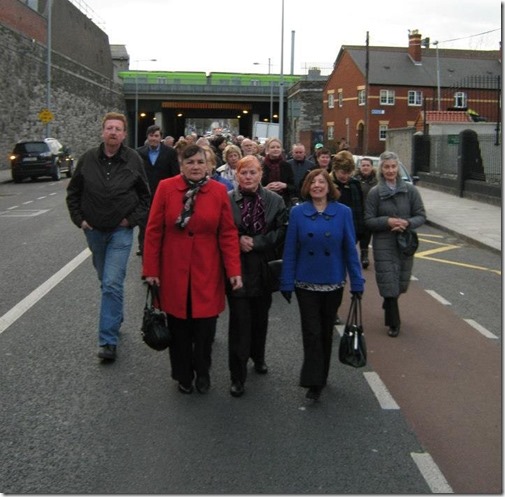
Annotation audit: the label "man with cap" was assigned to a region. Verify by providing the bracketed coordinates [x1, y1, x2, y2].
[308, 143, 324, 163]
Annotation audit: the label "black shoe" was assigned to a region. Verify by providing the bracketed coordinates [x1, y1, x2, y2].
[178, 382, 193, 394]
[98, 344, 116, 360]
[195, 376, 210, 394]
[388, 326, 400, 337]
[306, 386, 322, 401]
[334, 315, 342, 325]
[230, 381, 245, 397]
[254, 362, 268, 374]
[360, 249, 369, 269]
[136, 249, 142, 256]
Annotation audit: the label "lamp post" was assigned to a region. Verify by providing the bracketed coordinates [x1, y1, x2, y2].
[434, 41, 441, 111]
[253, 58, 273, 121]
[134, 58, 157, 148]
[45, 0, 52, 138]
[278, 0, 285, 143]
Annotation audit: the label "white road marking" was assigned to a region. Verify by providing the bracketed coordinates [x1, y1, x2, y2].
[0, 209, 50, 217]
[411, 452, 453, 493]
[22, 200, 33, 204]
[363, 372, 400, 410]
[7, 206, 18, 210]
[410, 275, 419, 281]
[464, 319, 498, 339]
[425, 290, 451, 305]
[37, 196, 46, 200]
[0, 249, 91, 335]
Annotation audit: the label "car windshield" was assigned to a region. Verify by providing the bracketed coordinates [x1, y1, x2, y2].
[15, 142, 48, 154]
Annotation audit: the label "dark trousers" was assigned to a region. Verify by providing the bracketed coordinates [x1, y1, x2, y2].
[359, 229, 372, 251]
[227, 294, 272, 384]
[167, 315, 217, 387]
[383, 297, 401, 327]
[296, 287, 341, 388]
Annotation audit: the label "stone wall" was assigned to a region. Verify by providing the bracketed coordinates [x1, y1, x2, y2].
[0, 1, 125, 168]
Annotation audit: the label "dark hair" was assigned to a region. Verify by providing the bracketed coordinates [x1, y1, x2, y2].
[316, 147, 331, 158]
[146, 124, 161, 137]
[178, 144, 206, 162]
[300, 169, 340, 201]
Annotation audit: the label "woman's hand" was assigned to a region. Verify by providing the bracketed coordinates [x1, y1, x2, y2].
[388, 217, 409, 232]
[145, 276, 160, 286]
[265, 181, 286, 192]
[240, 235, 254, 252]
[81, 220, 93, 230]
[230, 276, 243, 290]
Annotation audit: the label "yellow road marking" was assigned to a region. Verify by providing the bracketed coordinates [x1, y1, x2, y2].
[413, 237, 501, 275]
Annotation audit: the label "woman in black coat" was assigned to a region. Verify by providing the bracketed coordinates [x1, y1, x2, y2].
[227, 155, 288, 397]
[261, 137, 296, 208]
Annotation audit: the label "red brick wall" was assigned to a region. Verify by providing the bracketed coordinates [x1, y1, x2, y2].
[0, 0, 47, 43]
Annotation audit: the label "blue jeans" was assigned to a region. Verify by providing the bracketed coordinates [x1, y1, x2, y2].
[85, 227, 133, 346]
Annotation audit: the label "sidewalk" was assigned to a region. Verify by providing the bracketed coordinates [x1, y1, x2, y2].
[416, 185, 501, 254]
[0, 166, 501, 253]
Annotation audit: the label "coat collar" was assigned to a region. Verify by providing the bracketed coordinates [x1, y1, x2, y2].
[377, 177, 409, 198]
[299, 200, 339, 218]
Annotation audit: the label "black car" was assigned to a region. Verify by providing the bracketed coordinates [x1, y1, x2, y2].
[10, 138, 74, 182]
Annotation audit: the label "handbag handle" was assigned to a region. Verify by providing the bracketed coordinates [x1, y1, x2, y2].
[345, 294, 362, 327]
[145, 284, 162, 309]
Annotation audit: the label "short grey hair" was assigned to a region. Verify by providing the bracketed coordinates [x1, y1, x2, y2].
[378, 151, 401, 178]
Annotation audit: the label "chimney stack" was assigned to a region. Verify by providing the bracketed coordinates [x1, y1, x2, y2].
[408, 29, 422, 63]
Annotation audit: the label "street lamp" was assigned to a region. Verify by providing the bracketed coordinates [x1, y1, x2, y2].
[433, 41, 441, 111]
[253, 59, 273, 121]
[134, 58, 157, 148]
[278, 0, 285, 143]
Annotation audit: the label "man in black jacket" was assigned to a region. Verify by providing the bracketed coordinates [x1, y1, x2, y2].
[136, 124, 180, 255]
[66, 112, 151, 361]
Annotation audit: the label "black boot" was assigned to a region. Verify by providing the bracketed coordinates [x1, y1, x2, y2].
[361, 249, 369, 269]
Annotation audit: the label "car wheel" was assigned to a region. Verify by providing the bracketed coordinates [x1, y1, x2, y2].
[51, 161, 61, 181]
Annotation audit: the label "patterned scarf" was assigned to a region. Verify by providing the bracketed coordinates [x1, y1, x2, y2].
[175, 175, 210, 229]
[263, 155, 282, 182]
[239, 188, 267, 235]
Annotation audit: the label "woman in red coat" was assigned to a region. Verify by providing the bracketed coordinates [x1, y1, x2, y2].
[143, 144, 242, 395]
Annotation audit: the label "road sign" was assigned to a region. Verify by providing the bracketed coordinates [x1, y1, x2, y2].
[38, 109, 54, 124]
[371, 109, 385, 115]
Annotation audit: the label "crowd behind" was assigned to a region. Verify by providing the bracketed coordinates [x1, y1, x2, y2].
[66, 113, 425, 403]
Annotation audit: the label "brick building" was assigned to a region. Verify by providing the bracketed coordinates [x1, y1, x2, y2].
[323, 30, 501, 156]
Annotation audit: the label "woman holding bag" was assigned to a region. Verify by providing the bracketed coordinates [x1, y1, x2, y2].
[142, 144, 242, 395]
[364, 151, 426, 337]
[280, 169, 365, 401]
[226, 155, 288, 397]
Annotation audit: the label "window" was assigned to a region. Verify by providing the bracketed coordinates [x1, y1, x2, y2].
[327, 125, 334, 140]
[454, 92, 467, 108]
[380, 89, 395, 105]
[408, 90, 423, 106]
[379, 124, 388, 141]
[328, 94, 334, 109]
[358, 89, 366, 106]
[338, 91, 343, 107]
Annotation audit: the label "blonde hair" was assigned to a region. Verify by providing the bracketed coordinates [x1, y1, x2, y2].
[223, 144, 242, 162]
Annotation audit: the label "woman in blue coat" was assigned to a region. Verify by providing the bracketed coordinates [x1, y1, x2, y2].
[280, 169, 365, 401]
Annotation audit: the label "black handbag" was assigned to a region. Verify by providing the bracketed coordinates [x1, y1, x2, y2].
[396, 229, 419, 257]
[338, 295, 367, 368]
[141, 285, 172, 351]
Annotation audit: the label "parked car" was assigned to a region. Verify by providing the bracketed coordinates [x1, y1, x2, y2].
[9, 138, 74, 183]
[352, 155, 418, 184]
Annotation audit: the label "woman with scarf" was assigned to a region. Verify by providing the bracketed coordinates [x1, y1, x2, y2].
[261, 137, 296, 208]
[227, 155, 288, 397]
[143, 144, 242, 395]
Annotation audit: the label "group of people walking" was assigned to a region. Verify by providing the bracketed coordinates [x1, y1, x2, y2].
[66, 112, 425, 402]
